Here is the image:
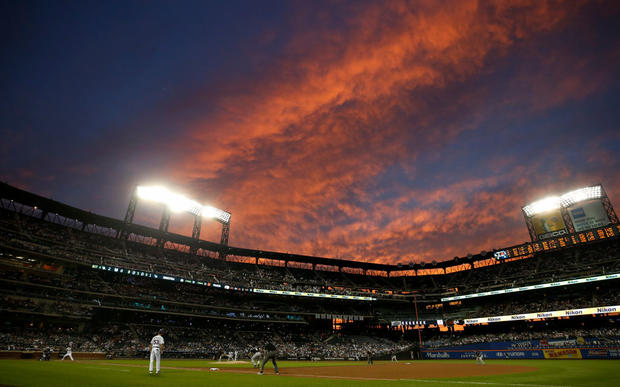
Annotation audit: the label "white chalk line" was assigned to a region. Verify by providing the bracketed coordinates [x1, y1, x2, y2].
[400, 379, 572, 387]
[83, 366, 129, 372]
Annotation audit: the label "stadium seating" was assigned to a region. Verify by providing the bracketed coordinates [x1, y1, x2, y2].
[1, 197, 620, 359]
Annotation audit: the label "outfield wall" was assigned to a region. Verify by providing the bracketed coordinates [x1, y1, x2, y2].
[422, 339, 620, 359]
[0, 351, 107, 360]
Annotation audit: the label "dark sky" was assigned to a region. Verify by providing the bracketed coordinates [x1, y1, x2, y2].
[2, 0, 620, 264]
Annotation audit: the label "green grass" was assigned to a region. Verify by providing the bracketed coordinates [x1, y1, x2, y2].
[0, 359, 618, 387]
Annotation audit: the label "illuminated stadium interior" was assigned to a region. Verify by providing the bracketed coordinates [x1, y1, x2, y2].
[1, 182, 619, 360]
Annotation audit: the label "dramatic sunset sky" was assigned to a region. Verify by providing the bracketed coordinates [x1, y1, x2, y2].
[2, 0, 620, 264]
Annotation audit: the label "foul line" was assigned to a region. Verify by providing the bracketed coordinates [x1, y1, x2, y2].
[400, 379, 572, 387]
[83, 366, 129, 372]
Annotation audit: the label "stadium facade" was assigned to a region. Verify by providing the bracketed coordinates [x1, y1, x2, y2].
[1, 182, 619, 360]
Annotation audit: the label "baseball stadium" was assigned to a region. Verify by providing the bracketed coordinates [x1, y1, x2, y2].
[1, 182, 619, 387]
[4, 0, 620, 386]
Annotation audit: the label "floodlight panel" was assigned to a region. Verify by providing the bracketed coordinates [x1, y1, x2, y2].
[169, 194, 203, 214]
[136, 186, 170, 203]
[202, 205, 231, 223]
[522, 196, 561, 217]
[136, 185, 229, 222]
[137, 186, 202, 215]
[560, 185, 602, 207]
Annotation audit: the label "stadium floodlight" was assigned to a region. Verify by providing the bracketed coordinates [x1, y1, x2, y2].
[136, 185, 169, 203]
[136, 186, 201, 215]
[522, 196, 561, 217]
[173, 196, 202, 216]
[203, 205, 231, 224]
[560, 185, 602, 207]
[136, 185, 230, 222]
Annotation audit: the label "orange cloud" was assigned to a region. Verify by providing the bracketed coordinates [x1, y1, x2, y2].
[152, 0, 616, 264]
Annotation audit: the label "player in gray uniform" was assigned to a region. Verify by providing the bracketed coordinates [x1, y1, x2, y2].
[257, 343, 279, 375]
[149, 329, 165, 375]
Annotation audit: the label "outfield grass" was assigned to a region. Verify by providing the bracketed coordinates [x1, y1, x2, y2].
[0, 359, 618, 387]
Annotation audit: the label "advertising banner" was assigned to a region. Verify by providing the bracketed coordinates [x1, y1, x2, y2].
[442, 273, 620, 302]
[531, 209, 568, 240]
[581, 348, 620, 359]
[422, 350, 544, 360]
[423, 339, 620, 360]
[464, 305, 620, 325]
[542, 348, 582, 359]
[568, 200, 611, 232]
[423, 347, 620, 360]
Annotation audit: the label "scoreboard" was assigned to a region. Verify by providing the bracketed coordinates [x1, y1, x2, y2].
[495, 224, 620, 260]
[522, 185, 617, 242]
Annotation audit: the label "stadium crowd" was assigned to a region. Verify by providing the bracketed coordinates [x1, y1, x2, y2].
[422, 326, 620, 348]
[2, 202, 620, 360]
[0, 322, 411, 360]
[464, 287, 620, 318]
[2, 208, 620, 301]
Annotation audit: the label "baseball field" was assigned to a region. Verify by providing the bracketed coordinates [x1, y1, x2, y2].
[0, 359, 618, 387]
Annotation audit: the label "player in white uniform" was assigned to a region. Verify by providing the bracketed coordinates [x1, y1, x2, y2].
[149, 330, 165, 375]
[61, 342, 74, 361]
[475, 351, 485, 365]
[251, 348, 262, 368]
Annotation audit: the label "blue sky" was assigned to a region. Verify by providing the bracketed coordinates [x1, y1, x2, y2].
[2, 0, 619, 263]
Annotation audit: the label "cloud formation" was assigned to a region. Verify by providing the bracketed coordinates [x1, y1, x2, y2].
[139, 0, 617, 263]
[3, 0, 619, 264]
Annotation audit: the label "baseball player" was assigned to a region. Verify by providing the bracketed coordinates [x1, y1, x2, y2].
[257, 342, 279, 375]
[149, 329, 165, 375]
[391, 350, 398, 363]
[250, 348, 262, 368]
[475, 350, 485, 365]
[39, 347, 52, 361]
[61, 342, 74, 361]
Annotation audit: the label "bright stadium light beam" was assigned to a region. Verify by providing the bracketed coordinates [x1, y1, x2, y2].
[136, 186, 170, 203]
[136, 185, 230, 222]
[202, 205, 231, 223]
[560, 185, 602, 207]
[522, 196, 561, 217]
[168, 194, 202, 215]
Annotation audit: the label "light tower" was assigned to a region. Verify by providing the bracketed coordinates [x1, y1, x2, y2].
[118, 186, 231, 256]
[522, 184, 618, 242]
